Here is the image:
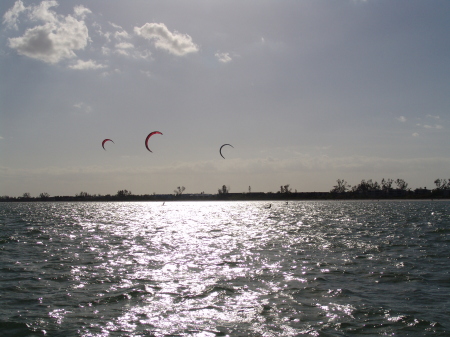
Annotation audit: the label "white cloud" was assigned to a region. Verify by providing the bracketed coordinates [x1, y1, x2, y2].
[215, 52, 232, 63]
[5, 1, 90, 64]
[2, 0, 26, 30]
[109, 21, 123, 30]
[134, 22, 199, 56]
[417, 124, 443, 130]
[73, 5, 91, 20]
[100, 68, 121, 77]
[73, 102, 92, 113]
[96, 22, 152, 59]
[114, 49, 129, 57]
[113, 42, 133, 56]
[114, 30, 130, 40]
[134, 49, 152, 59]
[104, 22, 130, 41]
[28, 0, 59, 23]
[101, 46, 111, 55]
[115, 42, 134, 50]
[112, 42, 151, 59]
[69, 59, 106, 70]
[396, 116, 406, 122]
[427, 114, 440, 120]
[4, 2, 196, 67]
[412, 133, 419, 137]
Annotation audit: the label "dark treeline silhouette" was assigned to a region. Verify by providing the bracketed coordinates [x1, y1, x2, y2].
[1, 178, 449, 202]
[329, 178, 450, 199]
[330, 178, 450, 198]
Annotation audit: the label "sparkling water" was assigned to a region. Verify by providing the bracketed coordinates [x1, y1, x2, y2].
[1, 201, 449, 336]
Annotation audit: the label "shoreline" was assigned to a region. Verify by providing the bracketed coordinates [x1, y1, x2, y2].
[1, 192, 449, 203]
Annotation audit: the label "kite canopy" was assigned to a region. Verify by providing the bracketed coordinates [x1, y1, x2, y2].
[219, 143, 234, 159]
[102, 139, 114, 150]
[145, 131, 163, 152]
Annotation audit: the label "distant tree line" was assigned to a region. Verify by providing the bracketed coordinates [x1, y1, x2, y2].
[1, 179, 449, 201]
[330, 178, 450, 198]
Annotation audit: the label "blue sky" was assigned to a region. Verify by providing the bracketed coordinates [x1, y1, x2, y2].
[1, 0, 449, 197]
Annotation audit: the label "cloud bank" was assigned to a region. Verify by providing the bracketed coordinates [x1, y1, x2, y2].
[4, 0, 90, 64]
[3, 0, 199, 67]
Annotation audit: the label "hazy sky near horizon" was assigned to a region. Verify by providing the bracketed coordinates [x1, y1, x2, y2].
[1, 0, 449, 197]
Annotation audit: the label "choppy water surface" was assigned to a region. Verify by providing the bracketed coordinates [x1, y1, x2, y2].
[0, 200, 449, 336]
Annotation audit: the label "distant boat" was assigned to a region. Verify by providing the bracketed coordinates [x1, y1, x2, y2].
[264, 203, 271, 209]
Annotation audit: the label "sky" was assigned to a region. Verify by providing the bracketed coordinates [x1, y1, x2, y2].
[1, 0, 449, 197]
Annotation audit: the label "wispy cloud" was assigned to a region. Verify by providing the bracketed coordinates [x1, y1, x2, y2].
[417, 124, 443, 130]
[396, 116, 407, 122]
[134, 23, 199, 56]
[140, 70, 152, 78]
[2, 0, 26, 30]
[115, 42, 134, 50]
[73, 5, 91, 20]
[114, 42, 134, 56]
[73, 102, 92, 113]
[426, 114, 440, 120]
[69, 59, 107, 70]
[114, 29, 131, 40]
[215, 52, 232, 63]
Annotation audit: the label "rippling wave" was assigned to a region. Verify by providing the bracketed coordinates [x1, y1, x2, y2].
[1, 201, 449, 336]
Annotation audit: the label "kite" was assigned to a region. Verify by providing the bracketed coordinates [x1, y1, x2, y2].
[145, 131, 163, 152]
[102, 139, 114, 150]
[220, 144, 234, 159]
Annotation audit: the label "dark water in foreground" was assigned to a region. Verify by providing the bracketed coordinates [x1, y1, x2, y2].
[0, 201, 449, 336]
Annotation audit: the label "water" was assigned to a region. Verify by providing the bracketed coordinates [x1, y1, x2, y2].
[0, 200, 449, 336]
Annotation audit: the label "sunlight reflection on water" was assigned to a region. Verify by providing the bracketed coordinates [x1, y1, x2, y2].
[0, 201, 449, 336]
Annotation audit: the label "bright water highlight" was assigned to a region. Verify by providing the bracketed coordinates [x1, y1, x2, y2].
[1, 201, 449, 336]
